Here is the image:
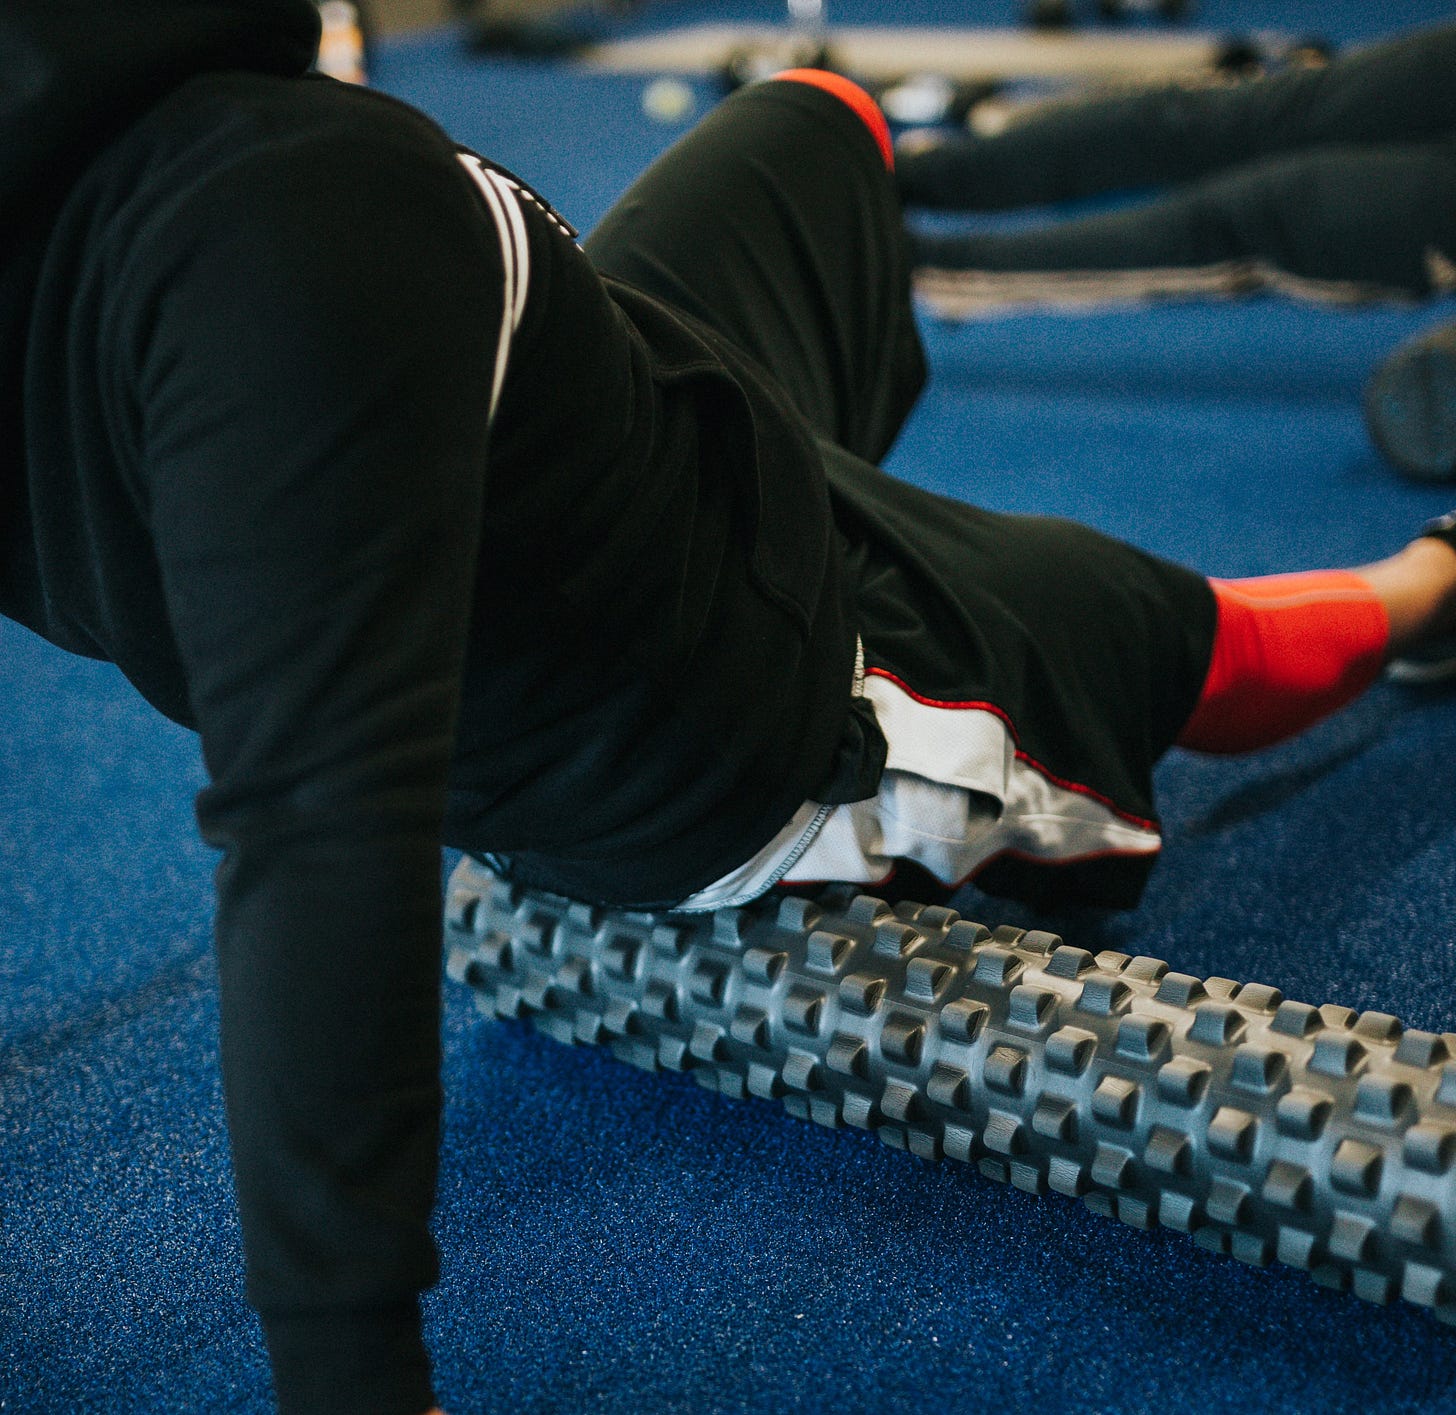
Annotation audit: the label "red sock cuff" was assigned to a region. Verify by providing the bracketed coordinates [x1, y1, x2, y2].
[1177, 571, 1390, 755]
[771, 69, 895, 171]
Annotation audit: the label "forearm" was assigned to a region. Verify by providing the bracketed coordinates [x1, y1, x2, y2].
[211, 823, 445, 1415]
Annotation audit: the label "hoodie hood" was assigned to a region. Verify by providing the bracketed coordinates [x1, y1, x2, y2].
[0, 0, 320, 503]
[1, 0, 320, 247]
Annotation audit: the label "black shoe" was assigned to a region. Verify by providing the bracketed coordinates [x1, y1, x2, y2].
[1364, 320, 1456, 483]
[1421, 508, 1456, 550]
[1386, 638, 1456, 685]
[1388, 510, 1456, 683]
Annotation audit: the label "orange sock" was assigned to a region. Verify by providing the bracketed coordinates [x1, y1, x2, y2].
[772, 69, 895, 171]
[1177, 571, 1390, 755]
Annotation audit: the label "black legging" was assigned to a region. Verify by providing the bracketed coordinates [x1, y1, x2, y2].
[898, 22, 1456, 296]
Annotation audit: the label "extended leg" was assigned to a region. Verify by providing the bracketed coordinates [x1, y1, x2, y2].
[912, 136, 1456, 299]
[898, 21, 1456, 210]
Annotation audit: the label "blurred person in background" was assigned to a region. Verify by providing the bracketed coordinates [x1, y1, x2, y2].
[898, 21, 1456, 481]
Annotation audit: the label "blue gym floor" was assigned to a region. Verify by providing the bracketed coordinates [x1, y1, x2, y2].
[5, 3, 1456, 1410]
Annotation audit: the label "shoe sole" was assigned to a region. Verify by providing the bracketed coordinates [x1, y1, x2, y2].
[1365, 327, 1456, 483]
[1386, 654, 1456, 685]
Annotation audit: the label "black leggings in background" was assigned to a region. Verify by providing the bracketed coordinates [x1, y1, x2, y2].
[899, 21, 1456, 296]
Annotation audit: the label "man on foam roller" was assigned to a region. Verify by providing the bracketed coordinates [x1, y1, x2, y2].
[4, 3, 1456, 1410]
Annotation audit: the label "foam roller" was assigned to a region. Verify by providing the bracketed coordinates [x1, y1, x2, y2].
[444, 855, 1456, 1320]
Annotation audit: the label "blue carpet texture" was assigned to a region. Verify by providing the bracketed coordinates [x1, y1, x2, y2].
[5, 3, 1456, 1411]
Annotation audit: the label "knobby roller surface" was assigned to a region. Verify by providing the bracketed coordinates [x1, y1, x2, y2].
[444, 855, 1456, 1319]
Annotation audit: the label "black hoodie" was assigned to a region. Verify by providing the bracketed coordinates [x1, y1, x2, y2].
[0, 1, 321, 509]
[1, 6, 865, 1412]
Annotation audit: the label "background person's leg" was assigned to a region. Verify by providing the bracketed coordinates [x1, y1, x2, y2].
[585, 74, 925, 464]
[898, 21, 1456, 211]
[913, 137, 1456, 299]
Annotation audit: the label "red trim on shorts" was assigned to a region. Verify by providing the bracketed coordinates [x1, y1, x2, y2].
[772, 69, 895, 171]
[1177, 571, 1389, 755]
[863, 665, 1160, 833]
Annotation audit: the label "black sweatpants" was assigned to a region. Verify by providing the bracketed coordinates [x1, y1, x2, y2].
[900, 21, 1456, 298]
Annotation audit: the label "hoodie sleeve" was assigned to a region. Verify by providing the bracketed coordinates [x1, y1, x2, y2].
[127, 96, 507, 1415]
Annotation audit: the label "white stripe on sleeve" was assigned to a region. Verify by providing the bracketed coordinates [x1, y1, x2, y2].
[456, 152, 531, 422]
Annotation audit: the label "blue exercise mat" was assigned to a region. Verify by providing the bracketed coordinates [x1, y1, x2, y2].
[5, 2, 1456, 1410]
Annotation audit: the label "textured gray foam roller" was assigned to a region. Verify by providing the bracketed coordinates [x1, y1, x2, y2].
[444, 854, 1456, 1320]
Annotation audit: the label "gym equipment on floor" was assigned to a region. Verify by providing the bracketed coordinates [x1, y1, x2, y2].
[445, 854, 1456, 1323]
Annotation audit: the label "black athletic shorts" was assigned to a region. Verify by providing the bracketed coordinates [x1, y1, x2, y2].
[588, 76, 1218, 909]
